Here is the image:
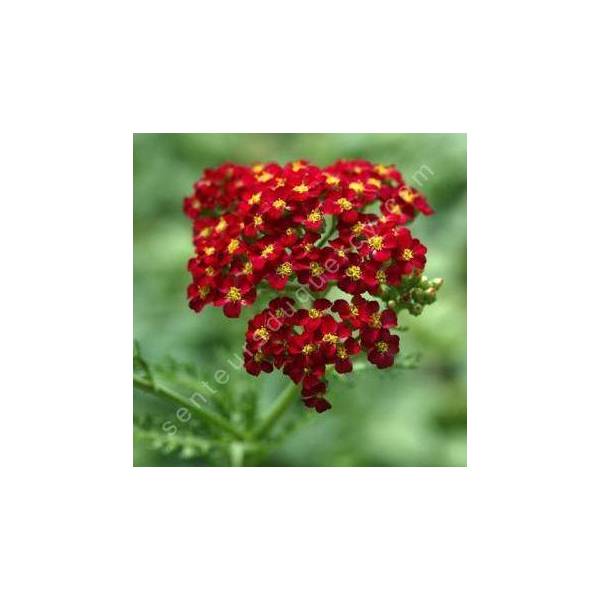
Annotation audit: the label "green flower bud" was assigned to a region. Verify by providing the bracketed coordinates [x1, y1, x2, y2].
[409, 303, 423, 316]
[430, 277, 444, 290]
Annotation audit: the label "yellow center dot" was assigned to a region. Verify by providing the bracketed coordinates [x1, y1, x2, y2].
[198, 285, 210, 299]
[274, 177, 286, 189]
[256, 172, 273, 183]
[336, 197, 353, 211]
[191, 199, 201, 209]
[350, 305, 359, 317]
[293, 183, 309, 193]
[249, 192, 262, 205]
[308, 308, 322, 319]
[276, 262, 293, 276]
[349, 181, 365, 193]
[205, 266, 216, 277]
[242, 262, 253, 275]
[370, 313, 382, 328]
[376, 269, 387, 284]
[226, 287, 242, 302]
[310, 262, 325, 277]
[255, 327, 270, 341]
[402, 248, 414, 261]
[261, 244, 275, 258]
[375, 164, 389, 176]
[307, 209, 322, 223]
[273, 199, 287, 210]
[367, 177, 382, 189]
[337, 249, 346, 258]
[302, 344, 315, 354]
[275, 309, 285, 318]
[322, 333, 338, 344]
[351, 222, 364, 235]
[375, 341, 389, 353]
[227, 239, 240, 254]
[336, 346, 348, 359]
[199, 227, 212, 238]
[345, 265, 362, 281]
[216, 218, 228, 233]
[368, 236, 384, 251]
[255, 351, 265, 362]
[253, 215, 263, 226]
[399, 188, 416, 203]
[292, 161, 305, 172]
[391, 205, 403, 215]
[204, 246, 215, 256]
[326, 174, 340, 185]
[286, 227, 295, 236]
[252, 164, 265, 173]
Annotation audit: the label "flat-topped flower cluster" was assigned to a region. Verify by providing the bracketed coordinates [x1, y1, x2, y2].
[184, 159, 433, 412]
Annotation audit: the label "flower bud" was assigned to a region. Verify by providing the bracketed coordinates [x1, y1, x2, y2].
[409, 303, 423, 316]
[430, 277, 444, 290]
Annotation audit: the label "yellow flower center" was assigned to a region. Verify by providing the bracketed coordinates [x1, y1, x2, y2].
[198, 285, 210, 299]
[336, 346, 348, 359]
[255, 327, 270, 341]
[310, 262, 325, 277]
[256, 172, 273, 183]
[276, 262, 293, 276]
[375, 164, 389, 176]
[307, 209, 322, 223]
[376, 269, 387, 284]
[350, 305, 359, 317]
[226, 287, 242, 302]
[367, 177, 382, 189]
[368, 236, 384, 251]
[308, 308, 322, 319]
[375, 341, 389, 353]
[302, 344, 315, 354]
[204, 246, 215, 256]
[199, 227, 212, 238]
[399, 188, 416, 203]
[391, 205, 403, 215]
[345, 265, 362, 281]
[274, 177, 286, 189]
[253, 215, 263, 226]
[227, 239, 240, 254]
[402, 248, 414, 261]
[205, 266, 216, 277]
[326, 174, 340, 185]
[349, 181, 365, 193]
[261, 244, 275, 258]
[293, 183, 309, 194]
[292, 161, 305, 172]
[351, 222, 364, 235]
[242, 262, 253, 275]
[275, 309, 285, 318]
[370, 313, 382, 328]
[252, 164, 265, 173]
[273, 199, 287, 210]
[336, 197, 353, 211]
[322, 333, 338, 344]
[215, 218, 228, 233]
[249, 192, 262, 205]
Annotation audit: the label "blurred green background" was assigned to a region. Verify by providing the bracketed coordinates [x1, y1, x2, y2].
[133, 133, 467, 466]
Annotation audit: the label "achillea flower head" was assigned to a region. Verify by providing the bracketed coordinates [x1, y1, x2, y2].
[184, 159, 434, 412]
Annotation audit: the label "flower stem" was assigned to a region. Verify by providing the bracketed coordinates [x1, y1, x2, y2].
[133, 374, 246, 440]
[251, 380, 298, 439]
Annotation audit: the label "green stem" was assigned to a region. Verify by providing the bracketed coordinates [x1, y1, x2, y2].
[316, 215, 336, 247]
[133, 374, 246, 440]
[252, 381, 298, 439]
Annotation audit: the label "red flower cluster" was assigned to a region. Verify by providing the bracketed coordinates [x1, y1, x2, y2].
[184, 159, 433, 412]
